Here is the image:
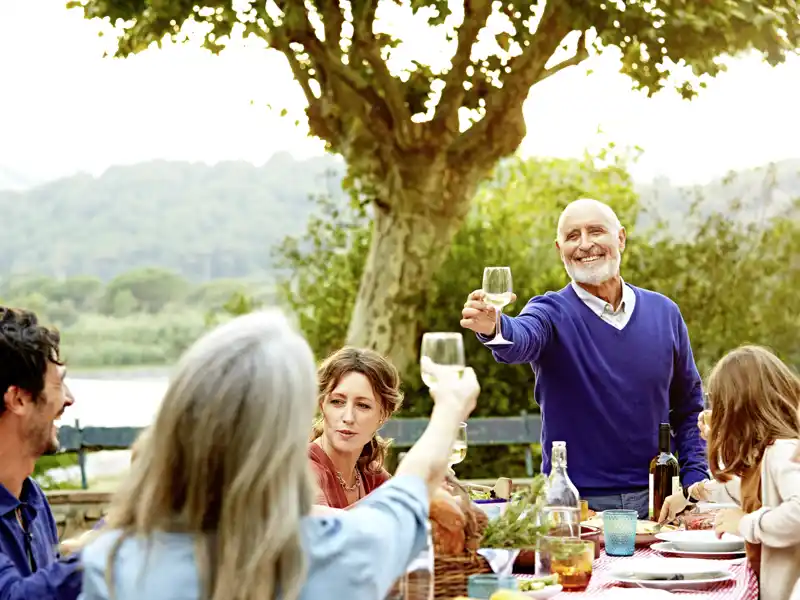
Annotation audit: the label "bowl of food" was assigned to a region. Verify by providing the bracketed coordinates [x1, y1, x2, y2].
[633, 520, 679, 546]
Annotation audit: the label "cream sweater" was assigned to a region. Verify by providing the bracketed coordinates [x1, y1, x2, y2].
[705, 439, 800, 600]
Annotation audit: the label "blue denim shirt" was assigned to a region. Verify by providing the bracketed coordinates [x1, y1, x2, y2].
[0, 478, 82, 600]
[80, 475, 429, 600]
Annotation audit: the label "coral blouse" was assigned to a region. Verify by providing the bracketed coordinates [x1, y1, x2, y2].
[308, 443, 390, 509]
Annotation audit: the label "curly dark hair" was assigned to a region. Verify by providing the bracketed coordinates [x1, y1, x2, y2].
[0, 307, 62, 415]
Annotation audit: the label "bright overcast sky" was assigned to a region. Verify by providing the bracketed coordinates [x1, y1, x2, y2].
[1, 0, 798, 185]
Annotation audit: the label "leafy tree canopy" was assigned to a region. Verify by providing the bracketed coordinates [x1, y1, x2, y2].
[68, 0, 799, 152]
[67, 0, 800, 373]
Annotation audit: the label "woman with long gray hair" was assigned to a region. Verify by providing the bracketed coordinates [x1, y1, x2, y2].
[78, 310, 479, 600]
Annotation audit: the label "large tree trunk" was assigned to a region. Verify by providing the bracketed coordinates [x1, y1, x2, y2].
[345, 183, 472, 375]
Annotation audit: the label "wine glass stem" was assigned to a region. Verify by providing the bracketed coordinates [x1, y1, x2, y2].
[494, 306, 502, 338]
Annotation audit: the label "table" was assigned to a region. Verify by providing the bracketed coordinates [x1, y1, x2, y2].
[517, 548, 758, 599]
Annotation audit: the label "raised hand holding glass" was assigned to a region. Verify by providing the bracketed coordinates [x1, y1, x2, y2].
[482, 266, 513, 346]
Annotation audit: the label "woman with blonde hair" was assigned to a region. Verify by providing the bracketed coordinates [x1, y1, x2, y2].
[659, 345, 800, 600]
[309, 347, 402, 508]
[78, 310, 479, 600]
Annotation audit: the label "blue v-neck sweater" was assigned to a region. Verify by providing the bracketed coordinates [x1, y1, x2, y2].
[483, 284, 708, 496]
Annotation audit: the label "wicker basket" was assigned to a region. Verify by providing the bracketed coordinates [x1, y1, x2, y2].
[415, 478, 494, 599]
[433, 551, 492, 599]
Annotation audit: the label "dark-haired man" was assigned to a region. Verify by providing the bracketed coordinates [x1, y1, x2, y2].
[0, 307, 82, 599]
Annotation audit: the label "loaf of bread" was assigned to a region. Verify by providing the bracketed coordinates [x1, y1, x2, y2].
[464, 506, 489, 551]
[430, 480, 493, 555]
[430, 488, 467, 555]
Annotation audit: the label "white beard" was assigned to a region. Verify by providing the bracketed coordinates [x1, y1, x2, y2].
[563, 252, 621, 285]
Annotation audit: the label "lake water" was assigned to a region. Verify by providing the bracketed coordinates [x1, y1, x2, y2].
[53, 376, 169, 485]
[65, 376, 169, 427]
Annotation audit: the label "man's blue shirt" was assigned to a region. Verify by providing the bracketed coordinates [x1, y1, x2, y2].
[0, 477, 81, 599]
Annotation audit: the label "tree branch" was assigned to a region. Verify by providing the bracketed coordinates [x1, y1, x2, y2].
[266, 2, 405, 210]
[267, 29, 316, 103]
[267, 27, 340, 143]
[452, 3, 576, 170]
[430, 0, 493, 139]
[265, 1, 394, 144]
[314, 0, 343, 51]
[536, 32, 589, 84]
[351, 1, 412, 141]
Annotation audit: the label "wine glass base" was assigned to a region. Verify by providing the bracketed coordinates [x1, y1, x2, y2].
[485, 338, 513, 346]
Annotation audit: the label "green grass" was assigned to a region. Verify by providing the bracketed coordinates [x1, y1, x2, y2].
[33, 453, 83, 490]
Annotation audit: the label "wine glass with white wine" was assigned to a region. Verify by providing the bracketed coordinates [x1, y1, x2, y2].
[482, 266, 513, 346]
[420, 332, 465, 388]
[449, 422, 468, 468]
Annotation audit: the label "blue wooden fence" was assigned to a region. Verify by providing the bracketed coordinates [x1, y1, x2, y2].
[58, 411, 543, 488]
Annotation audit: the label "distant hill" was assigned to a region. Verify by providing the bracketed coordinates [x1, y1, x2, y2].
[0, 153, 346, 280]
[0, 154, 796, 281]
[636, 159, 800, 232]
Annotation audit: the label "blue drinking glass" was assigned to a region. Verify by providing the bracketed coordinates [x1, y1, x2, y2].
[466, 574, 518, 599]
[602, 509, 638, 556]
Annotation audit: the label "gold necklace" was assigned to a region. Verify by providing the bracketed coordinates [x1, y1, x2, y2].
[336, 468, 362, 492]
[320, 437, 362, 493]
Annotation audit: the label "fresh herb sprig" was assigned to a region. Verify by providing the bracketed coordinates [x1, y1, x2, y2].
[480, 475, 549, 549]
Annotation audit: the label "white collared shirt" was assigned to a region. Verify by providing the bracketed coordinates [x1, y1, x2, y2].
[570, 279, 637, 330]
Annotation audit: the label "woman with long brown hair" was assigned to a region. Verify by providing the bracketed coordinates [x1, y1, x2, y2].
[309, 347, 403, 508]
[660, 345, 800, 600]
[78, 311, 479, 600]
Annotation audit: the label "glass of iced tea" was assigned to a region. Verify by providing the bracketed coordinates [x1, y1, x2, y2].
[543, 538, 594, 591]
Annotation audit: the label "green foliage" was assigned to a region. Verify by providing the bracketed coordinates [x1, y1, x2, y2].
[62, 311, 209, 367]
[626, 199, 800, 375]
[189, 279, 258, 308]
[204, 290, 265, 327]
[103, 267, 189, 313]
[274, 194, 372, 359]
[68, 0, 799, 108]
[275, 151, 799, 478]
[33, 453, 82, 490]
[481, 475, 548, 549]
[0, 269, 274, 369]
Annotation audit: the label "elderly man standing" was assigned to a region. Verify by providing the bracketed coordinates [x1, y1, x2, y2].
[461, 199, 708, 519]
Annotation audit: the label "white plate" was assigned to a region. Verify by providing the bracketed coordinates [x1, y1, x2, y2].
[609, 572, 734, 590]
[608, 557, 729, 580]
[651, 541, 746, 560]
[519, 584, 563, 598]
[656, 530, 745, 553]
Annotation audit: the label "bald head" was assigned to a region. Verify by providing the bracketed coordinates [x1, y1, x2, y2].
[556, 198, 626, 286]
[557, 199, 622, 243]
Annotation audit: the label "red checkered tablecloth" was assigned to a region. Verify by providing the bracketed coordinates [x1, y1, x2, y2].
[517, 548, 759, 599]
